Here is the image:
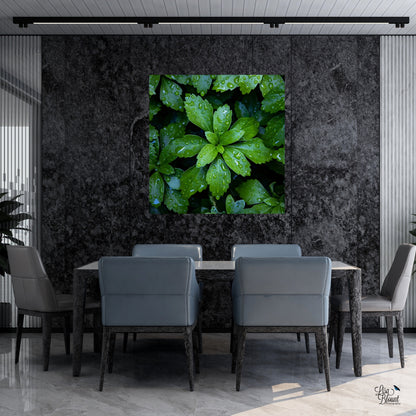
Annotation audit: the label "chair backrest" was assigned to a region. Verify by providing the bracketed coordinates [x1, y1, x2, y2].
[6, 245, 59, 312]
[99, 257, 199, 327]
[231, 244, 301, 260]
[380, 244, 416, 311]
[132, 244, 203, 261]
[233, 257, 331, 327]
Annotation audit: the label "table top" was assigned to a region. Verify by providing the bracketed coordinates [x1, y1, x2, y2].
[76, 259, 360, 271]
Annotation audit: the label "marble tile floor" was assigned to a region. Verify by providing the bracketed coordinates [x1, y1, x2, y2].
[1, 332, 416, 416]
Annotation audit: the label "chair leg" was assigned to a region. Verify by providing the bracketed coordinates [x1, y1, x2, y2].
[230, 318, 236, 354]
[315, 332, 323, 373]
[297, 332, 301, 342]
[15, 313, 24, 364]
[304, 333, 310, 353]
[63, 315, 71, 355]
[317, 326, 331, 391]
[231, 323, 238, 373]
[328, 307, 338, 356]
[42, 314, 52, 371]
[184, 326, 195, 391]
[385, 315, 394, 358]
[123, 333, 129, 353]
[192, 328, 200, 374]
[99, 327, 110, 391]
[336, 312, 347, 369]
[235, 326, 247, 392]
[197, 310, 203, 354]
[108, 333, 116, 373]
[396, 312, 405, 368]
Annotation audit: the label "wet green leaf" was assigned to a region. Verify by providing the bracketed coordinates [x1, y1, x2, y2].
[166, 75, 192, 85]
[237, 179, 270, 205]
[212, 75, 239, 92]
[149, 172, 164, 207]
[164, 168, 183, 190]
[261, 90, 285, 113]
[191, 75, 212, 96]
[260, 75, 285, 97]
[244, 203, 273, 214]
[231, 117, 259, 140]
[160, 77, 184, 111]
[149, 125, 159, 171]
[206, 157, 231, 198]
[225, 194, 245, 214]
[164, 188, 189, 214]
[262, 114, 285, 148]
[237, 75, 263, 95]
[149, 97, 162, 121]
[273, 147, 285, 164]
[149, 75, 160, 96]
[219, 128, 244, 146]
[230, 138, 273, 164]
[205, 131, 219, 145]
[160, 123, 186, 148]
[157, 164, 175, 175]
[213, 104, 232, 136]
[159, 135, 206, 165]
[222, 148, 251, 176]
[196, 144, 218, 167]
[180, 166, 208, 198]
[184, 94, 213, 132]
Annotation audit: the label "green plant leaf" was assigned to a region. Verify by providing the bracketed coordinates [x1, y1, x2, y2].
[244, 203, 273, 214]
[262, 114, 285, 148]
[149, 172, 164, 207]
[164, 168, 183, 190]
[225, 194, 245, 214]
[166, 75, 192, 85]
[184, 94, 213, 132]
[231, 117, 259, 140]
[222, 148, 251, 176]
[234, 101, 250, 118]
[149, 98, 162, 121]
[191, 75, 212, 96]
[206, 157, 231, 198]
[196, 144, 218, 167]
[219, 128, 244, 146]
[149, 75, 160, 96]
[164, 188, 189, 214]
[212, 75, 239, 92]
[213, 104, 232, 136]
[273, 147, 285, 164]
[157, 164, 175, 175]
[237, 179, 270, 205]
[160, 77, 184, 111]
[149, 125, 159, 171]
[260, 75, 285, 97]
[261, 90, 285, 113]
[237, 75, 262, 95]
[230, 138, 273, 164]
[235, 94, 273, 126]
[271, 204, 285, 214]
[205, 131, 219, 145]
[160, 122, 186, 148]
[263, 197, 279, 206]
[180, 166, 208, 199]
[159, 135, 206, 165]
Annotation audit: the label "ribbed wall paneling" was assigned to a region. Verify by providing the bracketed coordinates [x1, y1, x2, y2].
[381, 36, 416, 327]
[0, 36, 41, 328]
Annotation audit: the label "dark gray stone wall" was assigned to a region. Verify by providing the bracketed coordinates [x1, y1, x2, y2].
[41, 35, 380, 329]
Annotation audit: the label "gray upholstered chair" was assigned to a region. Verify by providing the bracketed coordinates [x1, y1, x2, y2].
[98, 256, 200, 391]
[232, 256, 332, 391]
[6, 245, 99, 371]
[130, 244, 203, 352]
[230, 244, 310, 352]
[330, 244, 416, 369]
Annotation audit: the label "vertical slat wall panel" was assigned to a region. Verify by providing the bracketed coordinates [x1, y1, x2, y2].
[381, 36, 416, 328]
[0, 36, 41, 328]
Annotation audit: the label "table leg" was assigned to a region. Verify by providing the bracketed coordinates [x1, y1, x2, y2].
[348, 269, 362, 377]
[73, 268, 86, 377]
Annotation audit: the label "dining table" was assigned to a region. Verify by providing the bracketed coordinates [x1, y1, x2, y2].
[72, 259, 362, 377]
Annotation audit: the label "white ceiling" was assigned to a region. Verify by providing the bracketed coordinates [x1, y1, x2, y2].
[0, 0, 415, 36]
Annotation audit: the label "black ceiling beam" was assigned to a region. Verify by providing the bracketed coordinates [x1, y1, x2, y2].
[13, 16, 410, 29]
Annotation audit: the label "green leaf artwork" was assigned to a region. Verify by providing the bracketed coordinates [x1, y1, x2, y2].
[148, 74, 285, 214]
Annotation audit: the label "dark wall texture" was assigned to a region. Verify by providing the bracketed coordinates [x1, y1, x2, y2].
[41, 35, 380, 329]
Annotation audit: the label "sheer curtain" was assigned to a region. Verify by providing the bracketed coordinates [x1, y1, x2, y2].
[0, 36, 41, 328]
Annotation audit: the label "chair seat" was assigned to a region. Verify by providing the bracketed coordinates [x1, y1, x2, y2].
[331, 294, 392, 312]
[56, 294, 100, 311]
